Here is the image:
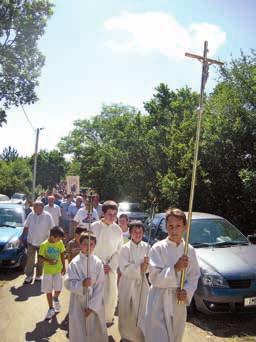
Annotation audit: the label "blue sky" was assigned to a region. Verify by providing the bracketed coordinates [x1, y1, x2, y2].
[1, 0, 255, 156]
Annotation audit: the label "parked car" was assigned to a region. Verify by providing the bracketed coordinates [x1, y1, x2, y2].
[0, 194, 10, 202]
[144, 212, 256, 314]
[118, 202, 149, 223]
[0, 203, 27, 270]
[10, 193, 27, 205]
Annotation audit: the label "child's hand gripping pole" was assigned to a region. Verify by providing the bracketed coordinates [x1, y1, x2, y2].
[84, 190, 94, 334]
[136, 200, 156, 327]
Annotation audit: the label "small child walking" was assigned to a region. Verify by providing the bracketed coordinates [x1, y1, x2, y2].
[118, 220, 150, 342]
[66, 226, 85, 263]
[39, 227, 66, 320]
[65, 232, 108, 342]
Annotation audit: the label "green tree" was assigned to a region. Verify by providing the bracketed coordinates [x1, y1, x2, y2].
[32, 150, 67, 189]
[0, 145, 19, 161]
[196, 50, 256, 233]
[0, 0, 54, 125]
[59, 86, 199, 206]
[0, 157, 32, 196]
[59, 104, 141, 200]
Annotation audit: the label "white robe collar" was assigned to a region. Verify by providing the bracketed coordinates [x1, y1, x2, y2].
[166, 237, 185, 249]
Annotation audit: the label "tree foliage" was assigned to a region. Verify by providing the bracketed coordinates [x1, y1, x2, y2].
[59, 51, 256, 233]
[0, 0, 54, 125]
[0, 157, 32, 196]
[59, 87, 199, 204]
[0, 145, 19, 162]
[31, 149, 67, 189]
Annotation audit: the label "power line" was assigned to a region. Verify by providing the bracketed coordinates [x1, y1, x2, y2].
[21, 104, 36, 132]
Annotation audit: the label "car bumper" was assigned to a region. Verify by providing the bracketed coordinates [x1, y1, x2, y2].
[194, 280, 256, 314]
[0, 248, 25, 268]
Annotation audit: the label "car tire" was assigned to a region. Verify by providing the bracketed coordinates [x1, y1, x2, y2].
[187, 298, 197, 315]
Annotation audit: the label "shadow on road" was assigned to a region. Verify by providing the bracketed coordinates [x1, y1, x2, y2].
[10, 281, 42, 301]
[188, 312, 256, 339]
[0, 268, 22, 283]
[25, 314, 68, 341]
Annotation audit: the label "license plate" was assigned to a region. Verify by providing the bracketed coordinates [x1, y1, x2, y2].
[244, 297, 256, 307]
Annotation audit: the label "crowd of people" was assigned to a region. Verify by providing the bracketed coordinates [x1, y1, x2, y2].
[20, 193, 200, 342]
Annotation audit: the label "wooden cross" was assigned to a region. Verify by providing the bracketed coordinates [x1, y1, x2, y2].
[185, 41, 224, 107]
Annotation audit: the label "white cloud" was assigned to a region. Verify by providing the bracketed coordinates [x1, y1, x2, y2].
[104, 12, 226, 59]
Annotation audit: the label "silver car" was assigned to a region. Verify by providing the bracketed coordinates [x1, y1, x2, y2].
[118, 202, 149, 223]
[144, 212, 256, 314]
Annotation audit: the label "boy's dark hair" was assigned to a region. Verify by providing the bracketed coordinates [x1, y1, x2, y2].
[75, 227, 86, 235]
[119, 213, 129, 221]
[166, 208, 186, 225]
[79, 232, 97, 244]
[102, 200, 118, 214]
[50, 226, 65, 238]
[129, 220, 145, 234]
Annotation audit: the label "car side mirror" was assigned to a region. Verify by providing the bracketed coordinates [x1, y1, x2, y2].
[247, 235, 256, 244]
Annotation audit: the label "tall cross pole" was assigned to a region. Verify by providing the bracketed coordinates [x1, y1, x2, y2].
[178, 41, 224, 302]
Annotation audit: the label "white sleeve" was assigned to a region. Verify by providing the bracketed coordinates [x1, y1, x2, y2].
[93, 208, 99, 221]
[108, 234, 123, 271]
[48, 213, 55, 228]
[64, 262, 84, 296]
[184, 248, 201, 304]
[24, 212, 32, 227]
[119, 245, 141, 280]
[58, 206, 61, 217]
[88, 262, 105, 314]
[149, 246, 178, 288]
[73, 209, 82, 223]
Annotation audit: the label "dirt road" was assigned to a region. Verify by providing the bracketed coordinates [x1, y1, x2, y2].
[0, 270, 255, 342]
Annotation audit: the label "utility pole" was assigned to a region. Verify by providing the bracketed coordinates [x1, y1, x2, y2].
[32, 128, 44, 201]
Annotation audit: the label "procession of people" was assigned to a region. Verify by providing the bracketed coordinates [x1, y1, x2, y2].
[20, 192, 200, 342]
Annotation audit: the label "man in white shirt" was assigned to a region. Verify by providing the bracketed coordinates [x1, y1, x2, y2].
[21, 201, 54, 283]
[73, 197, 99, 231]
[44, 195, 61, 226]
[93, 193, 103, 218]
[91, 200, 123, 325]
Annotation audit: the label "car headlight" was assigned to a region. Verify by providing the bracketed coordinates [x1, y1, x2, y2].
[201, 265, 229, 288]
[3, 239, 20, 250]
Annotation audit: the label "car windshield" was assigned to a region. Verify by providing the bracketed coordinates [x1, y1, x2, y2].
[190, 219, 248, 246]
[0, 207, 24, 227]
[0, 195, 9, 201]
[12, 194, 24, 199]
[118, 202, 143, 212]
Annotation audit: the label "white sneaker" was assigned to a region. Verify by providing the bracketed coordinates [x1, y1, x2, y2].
[53, 299, 61, 313]
[45, 308, 55, 320]
[24, 276, 33, 283]
[35, 276, 42, 281]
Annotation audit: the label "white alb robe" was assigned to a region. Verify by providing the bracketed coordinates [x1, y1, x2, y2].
[64, 252, 108, 342]
[91, 220, 123, 322]
[144, 238, 200, 342]
[118, 240, 150, 342]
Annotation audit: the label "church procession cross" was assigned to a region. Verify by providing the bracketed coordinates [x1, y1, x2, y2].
[179, 41, 224, 301]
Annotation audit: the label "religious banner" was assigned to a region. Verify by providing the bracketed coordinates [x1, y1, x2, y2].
[66, 176, 80, 194]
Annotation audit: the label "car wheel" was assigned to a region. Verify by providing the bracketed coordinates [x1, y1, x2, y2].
[187, 298, 197, 315]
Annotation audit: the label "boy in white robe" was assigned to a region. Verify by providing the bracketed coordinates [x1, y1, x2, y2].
[118, 220, 150, 342]
[144, 208, 200, 342]
[65, 232, 108, 342]
[91, 200, 123, 325]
